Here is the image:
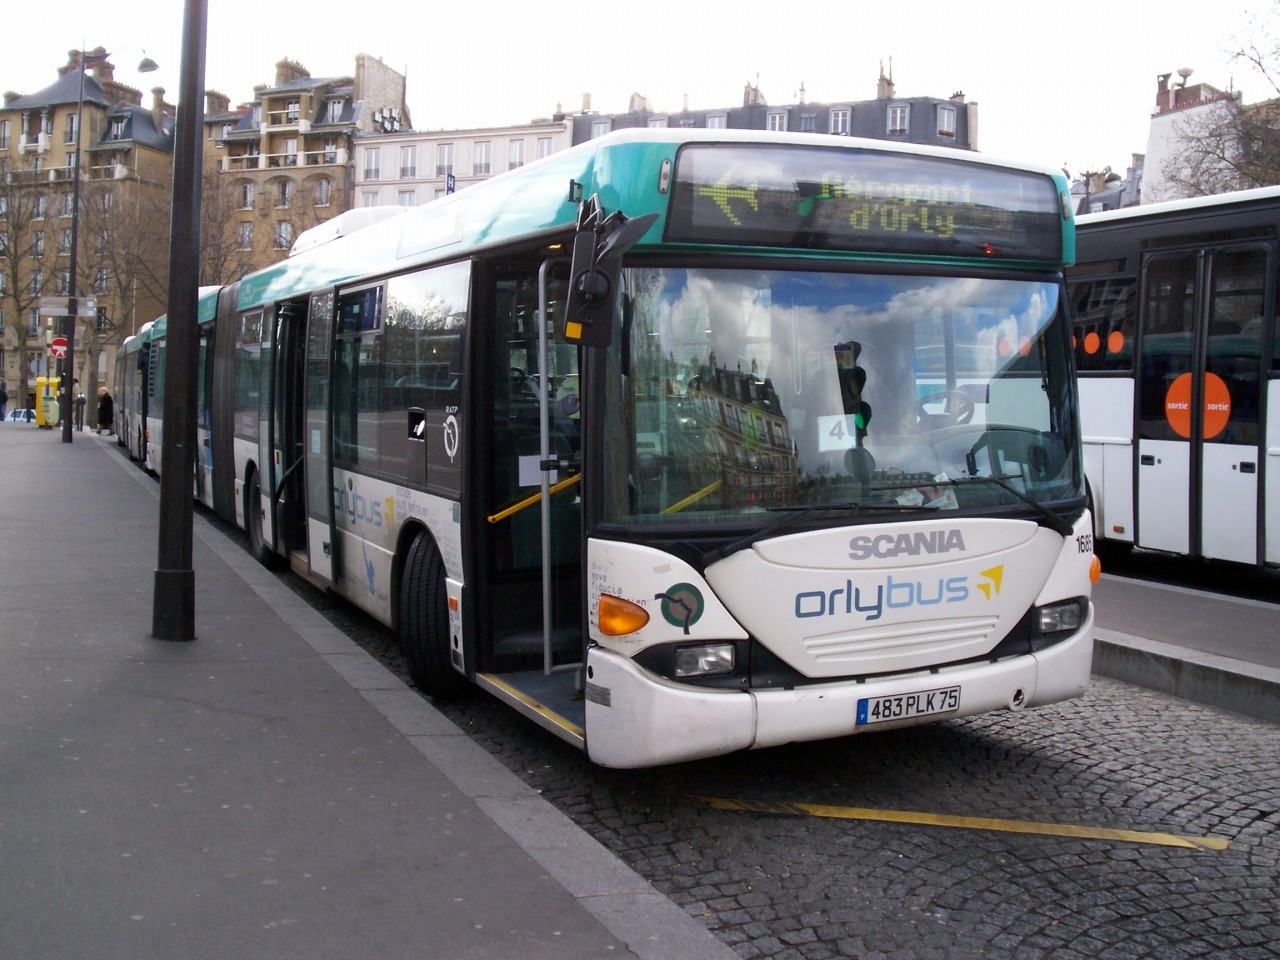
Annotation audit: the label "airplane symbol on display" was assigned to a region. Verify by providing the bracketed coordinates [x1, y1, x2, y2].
[696, 171, 759, 225]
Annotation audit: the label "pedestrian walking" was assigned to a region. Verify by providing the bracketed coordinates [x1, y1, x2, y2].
[75, 391, 87, 431]
[0, 383, 8, 419]
[97, 387, 114, 437]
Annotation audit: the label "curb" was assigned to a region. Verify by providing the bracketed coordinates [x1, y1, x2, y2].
[1094, 628, 1280, 725]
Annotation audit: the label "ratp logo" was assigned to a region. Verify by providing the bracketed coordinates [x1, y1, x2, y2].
[976, 566, 1003, 600]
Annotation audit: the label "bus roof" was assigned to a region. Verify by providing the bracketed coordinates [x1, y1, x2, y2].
[1077, 184, 1280, 228]
[234, 128, 1073, 313]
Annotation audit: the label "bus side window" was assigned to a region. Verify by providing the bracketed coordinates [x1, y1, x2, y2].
[1068, 275, 1136, 373]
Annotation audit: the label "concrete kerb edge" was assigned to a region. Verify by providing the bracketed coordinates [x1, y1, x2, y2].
[1094, 628, 1280, 725]
[100, 440, 734, 960]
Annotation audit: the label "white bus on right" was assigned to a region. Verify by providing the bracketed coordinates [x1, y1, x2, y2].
[1069, 185, 1280, 567]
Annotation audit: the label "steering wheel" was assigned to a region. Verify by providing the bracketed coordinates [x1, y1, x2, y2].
[914, 389, 975, 427]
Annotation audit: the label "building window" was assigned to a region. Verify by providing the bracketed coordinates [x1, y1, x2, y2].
[239, 182, 254, 209]
[33, 195, 46, 219]
[274, 221, 293, 249]
[314, 177, 332, 207]
[286, 100, 300, 123]
[61, 192, 74, 217]
[473, 141, 491, 175]
[508, 140, 524, 170]
[648, 117, 668, 128]
[323, 139, 338, 164]
[109, 118, 126, 139]
[237, 222, 252, 250]
[283, 138, 298, 166]
[362, 192, 378, 208]
[59, 228, 72, 254]
[887, 104, 909, 135]
[30, 232, 44, 257]
[707, 114, 727, 129]
[591, 119, 611, 139]
[364, 147, 381, 180]
[93, 268, 109, 294]
[398, 190, 416, 207]
[830, 108, 850, 135]
[276, 181, 294, 208]
[326, 100, 343, 124]
[65, 114, 78, 144]
[29, 271, 42, 295]
[799, 113, 815, 132]
[0, 119, 8, 149]
[436, 143, 453, 177]
[220, 122, 234, 139]
[937, 104, 956, 137]
[536, 137, 553, 160]
[400, 145, 417, 178]
[56, 269, 70, 294]
[28, 308, 41, 338]
[767, 111, 787, 131]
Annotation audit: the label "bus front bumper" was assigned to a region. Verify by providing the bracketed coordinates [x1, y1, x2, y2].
[584, 608, 1094, 768]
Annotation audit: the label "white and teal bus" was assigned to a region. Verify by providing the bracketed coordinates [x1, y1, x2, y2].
[154, 130, 1096, 767]
[1070, 186, 1280, 567]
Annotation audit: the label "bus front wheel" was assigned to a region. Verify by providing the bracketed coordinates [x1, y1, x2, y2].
[399, 531, 468, 699]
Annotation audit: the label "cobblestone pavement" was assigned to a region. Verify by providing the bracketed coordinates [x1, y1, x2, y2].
[216, 516, 1280, 960]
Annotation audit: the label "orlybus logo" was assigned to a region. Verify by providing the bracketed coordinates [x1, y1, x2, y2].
[976, 566, 1003, 600]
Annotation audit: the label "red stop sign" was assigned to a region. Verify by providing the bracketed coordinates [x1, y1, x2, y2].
[49, 336, 68, 359]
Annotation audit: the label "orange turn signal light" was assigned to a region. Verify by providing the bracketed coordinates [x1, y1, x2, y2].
[1090, 554, 1102, 583]
[598, 594, 650, 636]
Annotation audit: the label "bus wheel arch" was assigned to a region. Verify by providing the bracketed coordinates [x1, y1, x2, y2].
[243, 463, 279, 568]
[398, 526, 469, 700]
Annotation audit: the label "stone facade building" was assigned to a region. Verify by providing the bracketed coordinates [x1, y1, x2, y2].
[0, 48, 174, 415]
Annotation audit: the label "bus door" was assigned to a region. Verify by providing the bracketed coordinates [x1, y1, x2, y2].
[302, 289, 337, 584]
[486, 256, 581, 680]
[267, 297, 311, 572]
[1137, 245, 1270, 563]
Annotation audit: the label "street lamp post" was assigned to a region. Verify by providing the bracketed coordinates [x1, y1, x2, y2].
[62, 48, 156, 443]
[151, 0, 208, 642]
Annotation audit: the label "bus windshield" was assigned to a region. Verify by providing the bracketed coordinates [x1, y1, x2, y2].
[604, 266, 1082, 525]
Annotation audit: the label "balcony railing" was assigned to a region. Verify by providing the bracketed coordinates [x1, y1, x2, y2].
[222, 146, 345, 172]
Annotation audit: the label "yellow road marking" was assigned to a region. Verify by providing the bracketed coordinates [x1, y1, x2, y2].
[694, 797, 1230, 851]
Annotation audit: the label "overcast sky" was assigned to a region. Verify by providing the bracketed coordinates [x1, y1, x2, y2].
[6, 1, 1270, 177]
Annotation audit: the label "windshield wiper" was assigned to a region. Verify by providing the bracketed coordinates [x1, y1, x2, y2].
[936, 474, 1074, 536]
[700, 500, 938, 566]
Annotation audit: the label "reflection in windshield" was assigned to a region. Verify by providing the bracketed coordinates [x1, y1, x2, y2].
[603, 267, 1081, 524]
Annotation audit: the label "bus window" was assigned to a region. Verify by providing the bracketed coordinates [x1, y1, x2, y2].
[383, 261, 469, 491]
[233, 311, 263, 440]
[1068, 275, 1136, 372]
[333, 285, 384, 468]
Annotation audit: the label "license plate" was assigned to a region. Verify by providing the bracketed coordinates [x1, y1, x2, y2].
[857, 685, 961, 726]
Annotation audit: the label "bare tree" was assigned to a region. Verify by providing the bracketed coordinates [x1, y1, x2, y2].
[1161, 2, 1280, 196]
[199, 166, 257, 285]
[0, 161, 54, 410]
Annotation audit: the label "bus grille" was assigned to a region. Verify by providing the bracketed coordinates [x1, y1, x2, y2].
[799, 615, 1001, 674]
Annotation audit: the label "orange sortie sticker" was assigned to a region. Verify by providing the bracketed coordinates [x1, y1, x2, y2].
[1164, 372, 1232, 439]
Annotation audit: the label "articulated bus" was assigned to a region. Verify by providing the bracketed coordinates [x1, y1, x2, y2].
[147, 129, 1096, 767]
[1070, 186, 1280, 567]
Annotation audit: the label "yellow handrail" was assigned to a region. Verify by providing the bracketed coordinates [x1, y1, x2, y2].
[487, 473, 582, 524]
[660, 479, 722, 514]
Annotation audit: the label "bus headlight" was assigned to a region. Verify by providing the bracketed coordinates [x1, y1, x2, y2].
[1036, 599, 1083, 635]
[674, 643, 736, 678]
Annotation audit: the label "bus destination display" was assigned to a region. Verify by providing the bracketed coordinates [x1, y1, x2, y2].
[665, 144, 1064, 262]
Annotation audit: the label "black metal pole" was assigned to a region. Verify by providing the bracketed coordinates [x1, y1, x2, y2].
[61, 55, 87, 444]
[152, 0, 207, 641]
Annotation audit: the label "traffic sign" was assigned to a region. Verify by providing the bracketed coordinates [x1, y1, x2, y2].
[49, 336, 68, 359]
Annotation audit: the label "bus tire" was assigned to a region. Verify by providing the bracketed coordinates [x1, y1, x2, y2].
[245, 468, 278, 568]
[399, 531, 468, 700]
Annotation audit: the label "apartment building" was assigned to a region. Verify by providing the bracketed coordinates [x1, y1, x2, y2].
[0, 48, 174, 409]
[202, 55, 411, 280]
[352, 118, 571, 209]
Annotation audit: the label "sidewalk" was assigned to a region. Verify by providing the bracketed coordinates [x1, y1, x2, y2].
[0, 424, 737, 960]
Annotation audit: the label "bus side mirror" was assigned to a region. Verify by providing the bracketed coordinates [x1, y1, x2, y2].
[560, 204, 658, 348]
